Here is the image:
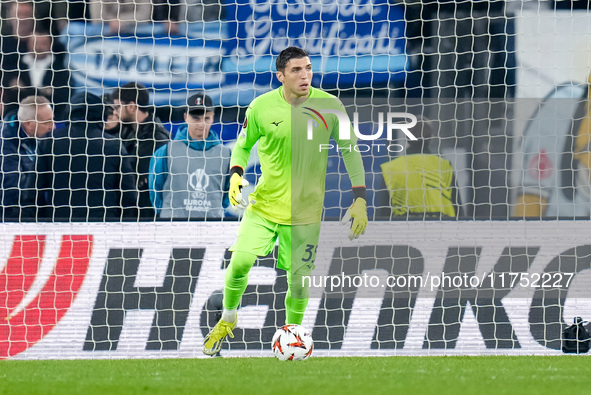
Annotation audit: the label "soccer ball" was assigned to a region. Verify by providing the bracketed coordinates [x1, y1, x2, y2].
[271, 324, 313, 361]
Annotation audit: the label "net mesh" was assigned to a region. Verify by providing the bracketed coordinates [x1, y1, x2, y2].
[0, 0, 590, 358]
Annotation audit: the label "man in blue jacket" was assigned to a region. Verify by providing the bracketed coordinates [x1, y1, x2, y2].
[149, 93, 231, 219]
[0, 95, 54, 220]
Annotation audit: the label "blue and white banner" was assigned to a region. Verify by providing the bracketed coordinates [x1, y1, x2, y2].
[64, 23, 225, 106]
[223, 0, 407, 91]
[63, 0, 407, 107]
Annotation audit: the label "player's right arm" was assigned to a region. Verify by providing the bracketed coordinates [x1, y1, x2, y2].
[229, 105, 261, 207]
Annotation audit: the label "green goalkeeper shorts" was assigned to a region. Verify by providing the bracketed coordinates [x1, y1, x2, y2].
[230, 208, 321, 275]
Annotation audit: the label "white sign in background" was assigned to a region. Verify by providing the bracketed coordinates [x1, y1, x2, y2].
[513, 10, 591, 207]
[516, 10, 591, 99]
[0, 221, 588, 359]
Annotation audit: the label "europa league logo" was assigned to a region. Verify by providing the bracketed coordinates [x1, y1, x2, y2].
[189, 168, 209, 198]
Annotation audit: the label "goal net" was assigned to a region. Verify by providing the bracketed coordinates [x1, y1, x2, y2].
[1, 0, 590, 359]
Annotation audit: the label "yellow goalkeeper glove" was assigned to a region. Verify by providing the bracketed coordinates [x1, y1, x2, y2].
[341, 198, 367, 240]
[229, 172, 249, 209]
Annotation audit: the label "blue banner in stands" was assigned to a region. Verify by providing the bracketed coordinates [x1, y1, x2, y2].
[64, 22, 226, 106]
[219, 0, 407, 105]
[63, 0, 407, 107]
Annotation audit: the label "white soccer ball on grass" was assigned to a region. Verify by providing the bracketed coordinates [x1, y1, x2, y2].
[271, 324, 314, 361]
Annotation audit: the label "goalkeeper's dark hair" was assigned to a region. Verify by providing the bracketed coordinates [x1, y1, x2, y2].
[113, 82, 151, 112]
[276, 47, 309, 72]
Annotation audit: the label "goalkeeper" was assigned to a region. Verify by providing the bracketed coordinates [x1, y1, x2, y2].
[203, 46, 367, 355]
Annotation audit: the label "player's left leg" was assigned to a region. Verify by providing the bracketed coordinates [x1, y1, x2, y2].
[277, 222, 321, 325]
[285, 269, 309, 325]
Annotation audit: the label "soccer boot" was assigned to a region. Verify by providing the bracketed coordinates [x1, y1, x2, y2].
[202, 318, 237, 355]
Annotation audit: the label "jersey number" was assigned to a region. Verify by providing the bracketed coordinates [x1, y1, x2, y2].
[302, 244, 318, 263]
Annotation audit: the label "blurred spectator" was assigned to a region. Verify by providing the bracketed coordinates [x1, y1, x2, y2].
[57, 0, 88, 23]
[1, 0, 69, 36]
[183, 0, 223, 22]
[0, 86, 38, 118]
[153, 0, 181, 35]
[380, 117, 461, 219]
[113, 82, 169, 218]
[1, 1, 70, 117]
[102, 92, 121, 135]
[1, 1, 33, 90]
[88, 0, 222, 36]
[34, 1, 69, 35]
[155, 0, 224, 31]
[37, 92, 138, 220]
[89, 0, 154, 35]
[15, 29, 71, 119]
[8, 0, 35, 37]
[0, 95, 54, 220]
[149, 93, 230, 219]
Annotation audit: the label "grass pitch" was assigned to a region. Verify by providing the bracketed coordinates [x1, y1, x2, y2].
[0, 356, 588, 395]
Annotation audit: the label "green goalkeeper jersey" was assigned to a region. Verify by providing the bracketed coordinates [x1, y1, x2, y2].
[231, 86, 365, 225]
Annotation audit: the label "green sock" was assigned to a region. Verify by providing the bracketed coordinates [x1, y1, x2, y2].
[223, 251, 257, 311]
[285, 270, 309, 325]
